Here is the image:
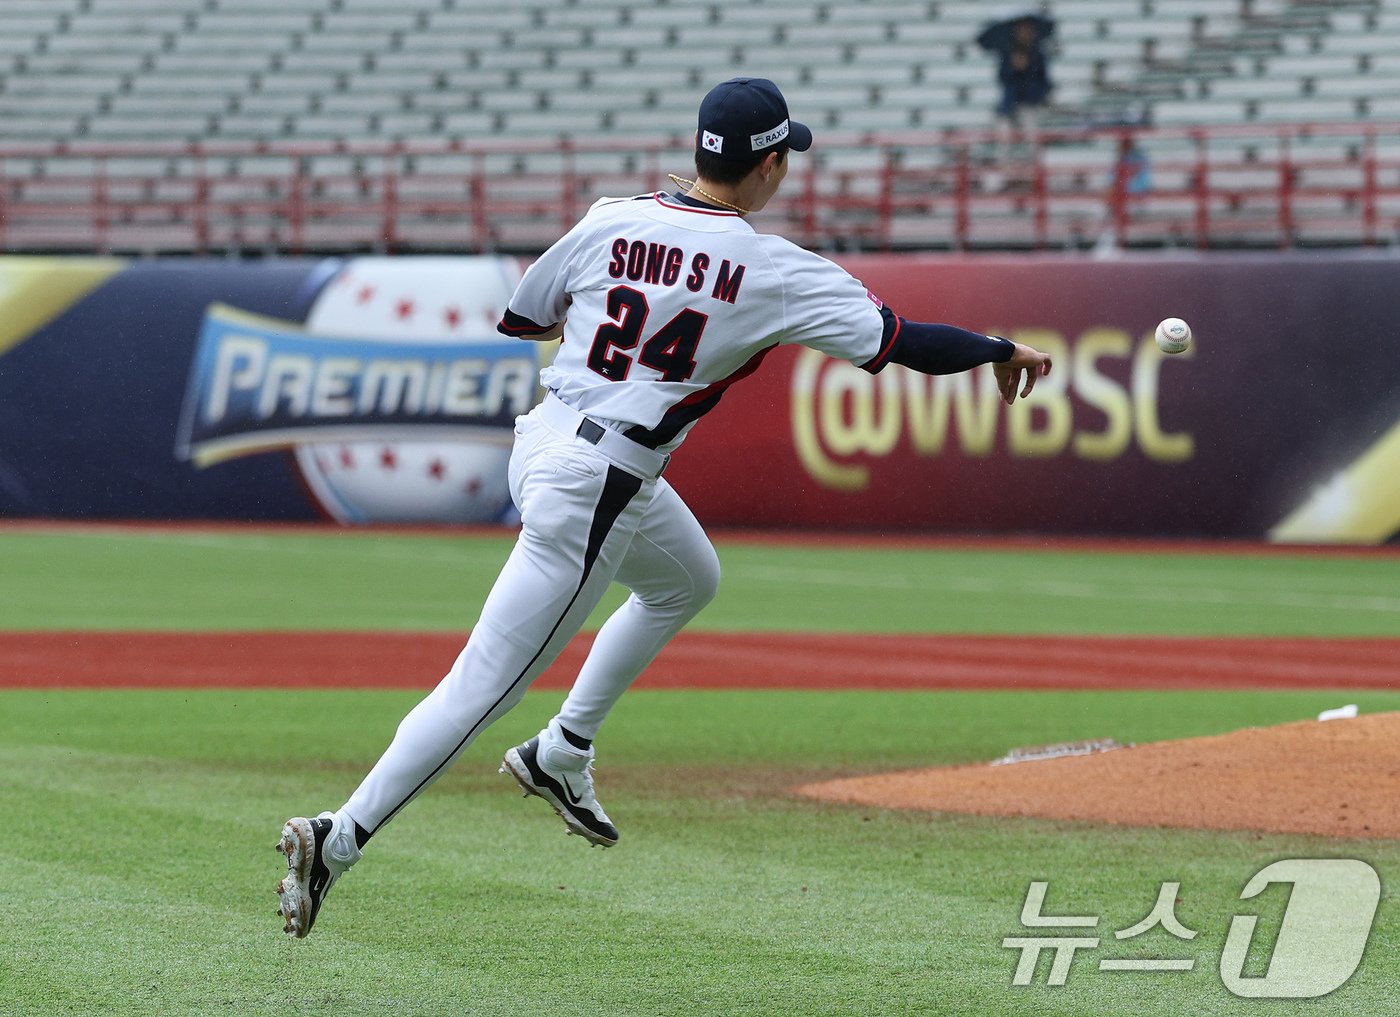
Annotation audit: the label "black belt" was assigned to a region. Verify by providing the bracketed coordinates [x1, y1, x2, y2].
[577, 419, 608, 445]
[576, 418, 669, 477]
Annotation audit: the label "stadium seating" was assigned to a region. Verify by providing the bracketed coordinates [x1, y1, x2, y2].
[0, 0, 1398, 251]
[0, 0, 1390, 147]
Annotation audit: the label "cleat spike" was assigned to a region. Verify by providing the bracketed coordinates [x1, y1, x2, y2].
[270, 814, 354, 940]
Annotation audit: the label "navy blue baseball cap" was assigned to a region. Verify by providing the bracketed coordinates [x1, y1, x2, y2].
[696, 77, 813, 161]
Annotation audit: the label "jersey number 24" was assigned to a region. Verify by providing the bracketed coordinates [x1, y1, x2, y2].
[587, 285, 706, 383]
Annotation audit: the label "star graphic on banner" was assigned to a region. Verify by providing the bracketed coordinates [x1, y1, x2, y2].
[380, 447, 397, 470]
[338, 447, 355, 469]
[444, 306, 462, 329]
[396, 298, 415, 320]
[427, 458, 446, 481]
[356, 285, 375, 305]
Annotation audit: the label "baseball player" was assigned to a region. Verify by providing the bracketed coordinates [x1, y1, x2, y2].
[275, 77, 1053, 938]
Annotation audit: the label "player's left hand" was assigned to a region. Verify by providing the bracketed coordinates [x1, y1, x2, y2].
[993, 343, 1053, 404]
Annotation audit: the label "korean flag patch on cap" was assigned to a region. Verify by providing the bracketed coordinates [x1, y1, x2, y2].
[696, 78, 812, 162]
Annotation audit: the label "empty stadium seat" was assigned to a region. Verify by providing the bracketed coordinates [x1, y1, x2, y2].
[2, 0, 1399, 254]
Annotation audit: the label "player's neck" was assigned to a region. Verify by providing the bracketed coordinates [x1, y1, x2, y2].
[686, 178, 752, 216]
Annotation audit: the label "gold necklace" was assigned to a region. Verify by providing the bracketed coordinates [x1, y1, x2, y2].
[667, 173, 750, 215]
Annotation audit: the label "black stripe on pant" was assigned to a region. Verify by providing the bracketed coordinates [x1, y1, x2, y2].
[371, 465, 644, 834]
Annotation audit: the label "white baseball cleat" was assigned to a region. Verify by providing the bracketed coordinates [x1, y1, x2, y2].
[500, 720, 619, 848]
[275, 811, 360, 938]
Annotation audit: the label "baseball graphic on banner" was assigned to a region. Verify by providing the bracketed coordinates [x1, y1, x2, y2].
[294, 257, 533, 524]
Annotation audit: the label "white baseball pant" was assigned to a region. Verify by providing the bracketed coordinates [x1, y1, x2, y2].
[342, 394, 720, 836]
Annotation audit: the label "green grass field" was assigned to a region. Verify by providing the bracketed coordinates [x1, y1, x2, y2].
[5, 528, 1399, 634]
[2, 527, 1399, 1017]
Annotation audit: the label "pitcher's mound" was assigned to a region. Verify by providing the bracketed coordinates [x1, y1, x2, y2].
[796, 712, 1400, 839]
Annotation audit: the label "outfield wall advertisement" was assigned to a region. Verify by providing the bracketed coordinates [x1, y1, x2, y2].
[0, 253, 1395, 541]
[669, 255, 1400, 544]
[0, 256, 538, 525]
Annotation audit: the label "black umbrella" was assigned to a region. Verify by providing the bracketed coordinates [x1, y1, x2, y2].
[976, 10, 1055, 53]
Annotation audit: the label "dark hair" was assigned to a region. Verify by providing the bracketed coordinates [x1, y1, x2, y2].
[694, 146, 786, 186]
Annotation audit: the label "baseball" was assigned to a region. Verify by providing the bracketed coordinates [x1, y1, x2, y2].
[1154, 317, 1193, 354]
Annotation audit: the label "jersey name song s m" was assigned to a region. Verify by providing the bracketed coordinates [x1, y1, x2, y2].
[500, 191, 887, 452]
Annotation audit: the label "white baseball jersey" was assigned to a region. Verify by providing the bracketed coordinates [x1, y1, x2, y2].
[501, 192, 887, 452]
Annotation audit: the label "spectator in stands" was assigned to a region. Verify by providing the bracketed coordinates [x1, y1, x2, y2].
[1095, 135, 1152, 254]
[1112, 136, 1152, 196]
[977, 9, 1056, 135]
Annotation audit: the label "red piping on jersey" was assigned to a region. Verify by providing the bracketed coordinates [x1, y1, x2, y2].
[496, 313, 555, 337]
[861, 313, 902, 373]
[678, 343, 774, 407]
[652, 193, 741, 217]
[625, 343, 777, 447]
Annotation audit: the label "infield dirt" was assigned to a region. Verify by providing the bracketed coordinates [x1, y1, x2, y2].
[797, 712, 1400, 839]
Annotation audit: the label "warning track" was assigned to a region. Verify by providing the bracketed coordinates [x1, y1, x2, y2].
[2, 631, 1398, 690]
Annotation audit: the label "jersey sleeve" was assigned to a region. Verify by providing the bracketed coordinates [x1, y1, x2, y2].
[768, 242, 887, 366]
[498, 212, 603, 335]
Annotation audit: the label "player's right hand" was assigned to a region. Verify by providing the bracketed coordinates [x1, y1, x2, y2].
[993, 343, 1053, 404]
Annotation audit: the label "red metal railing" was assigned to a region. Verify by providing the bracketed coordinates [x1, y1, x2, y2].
[1, 122, 1397, 255]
